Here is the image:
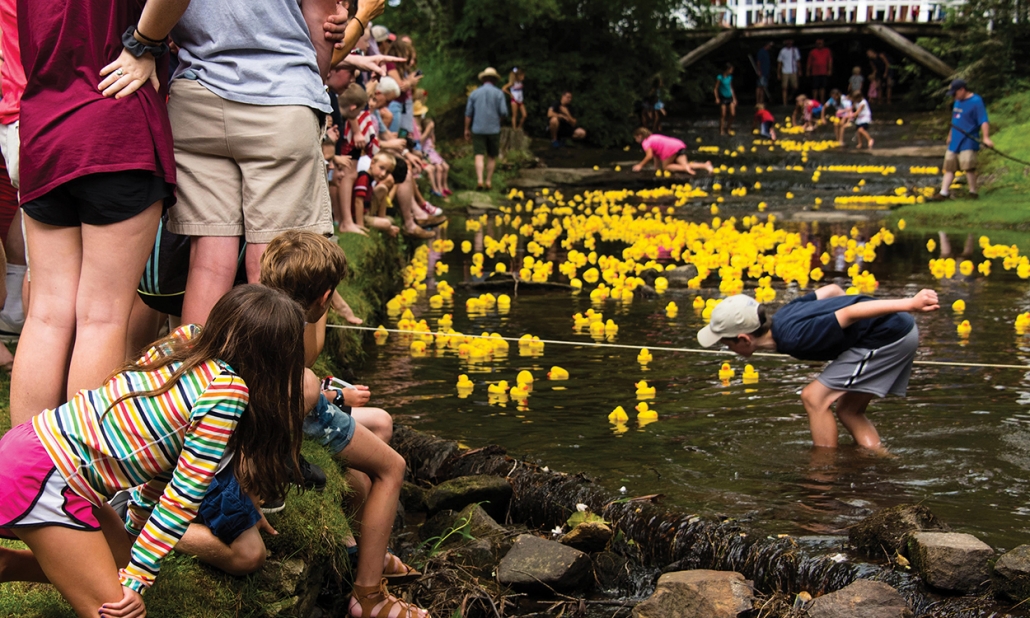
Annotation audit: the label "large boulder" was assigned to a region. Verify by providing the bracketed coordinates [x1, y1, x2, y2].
[560, 522, 613, 553]
[426, 475, 513, 521]
[497, 534, 592, 591]
[664, 264, 700, 287]
[908, 532, 993, 593]
[631, 570, 754, 618]
[419, 504, 508, 545]
[993, 544, 1030, 602]
[399, 482, 428, 513]
[849, 504, 947, 558]
[807, 579, 912, 618]
[439, 538, 501, 576]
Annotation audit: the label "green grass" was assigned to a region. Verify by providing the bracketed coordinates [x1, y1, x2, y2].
[890, 89, 1030, 250]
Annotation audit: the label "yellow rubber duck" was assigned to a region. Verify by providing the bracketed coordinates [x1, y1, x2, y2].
[718, 362, 735, 381]
[573, 313, 591, 329]
[604, 319, 619, 335]
[952, 299, 966, 313]
[373, 325, 389, 345]
[637, 348, 653, 364]
[509, 383, 530, 400]
[957, 320, 971, 337]
[456, 375, 474, 394]
[608, 406, 629, 423]
[742, 364, 759, 384]
[410, 340, 427, 354]
[548, 366, 569, 380]
[516, 370, 534, 385]
[635, 402, 658, 420]
[488, 380, 510, 395]
[590, 320, 606, 336]
[635, 380, 656, 398]
[692, 296, 705, 310]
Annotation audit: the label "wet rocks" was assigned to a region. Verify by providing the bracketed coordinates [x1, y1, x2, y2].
[497, 534, 592, 591]
[560, 521, 613, 553]
[807, 579, 912, 618]
[993, 544, 1030, 602]
[908, 531, 993, 592]
[632, 570, 754, 618]
[663, 264, 700, 287]
[849, 504, 948, 557]
[425, 474, 512, 520]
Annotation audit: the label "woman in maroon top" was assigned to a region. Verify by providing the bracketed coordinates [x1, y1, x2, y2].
[9, 0, 190, 431]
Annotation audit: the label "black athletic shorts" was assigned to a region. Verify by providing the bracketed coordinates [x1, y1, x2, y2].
[23, 170, 173, 227]
[391, 157, 408, 184]
[811, 75, 829, 90]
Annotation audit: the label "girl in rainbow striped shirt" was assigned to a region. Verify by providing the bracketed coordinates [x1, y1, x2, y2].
[0, 285, 308, 618]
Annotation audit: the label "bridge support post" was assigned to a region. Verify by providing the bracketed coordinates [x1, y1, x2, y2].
[864, 23, 954, 76]
[678, 30, 739, 68]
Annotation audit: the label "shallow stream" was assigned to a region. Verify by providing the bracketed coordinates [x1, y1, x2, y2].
[362, 113, 1030, 558]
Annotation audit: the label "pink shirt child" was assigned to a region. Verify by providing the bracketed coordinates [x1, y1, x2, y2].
[641, 134, 686, 162]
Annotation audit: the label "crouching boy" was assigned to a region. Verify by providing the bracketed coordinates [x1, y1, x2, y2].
[697, 285, 939, 450]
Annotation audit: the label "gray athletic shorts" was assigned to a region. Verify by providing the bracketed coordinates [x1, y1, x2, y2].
[816, 325, 919, 397]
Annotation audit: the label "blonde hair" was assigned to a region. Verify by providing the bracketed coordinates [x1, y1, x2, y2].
[259, 231, 348, 312]
[373, 152, 397, 172]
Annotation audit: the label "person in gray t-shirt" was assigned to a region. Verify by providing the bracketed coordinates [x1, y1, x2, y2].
[464, 67, 508, 190]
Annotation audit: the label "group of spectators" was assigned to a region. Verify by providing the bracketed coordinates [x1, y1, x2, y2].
[754, 39, 896, 107]
[0, 1, 439, 617]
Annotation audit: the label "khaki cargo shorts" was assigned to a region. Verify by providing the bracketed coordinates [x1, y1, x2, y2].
[166, 79, 332, 243]
[943, 149, 977, 173]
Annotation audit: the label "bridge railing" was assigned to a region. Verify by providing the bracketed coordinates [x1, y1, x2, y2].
[714, 0, 958, 26]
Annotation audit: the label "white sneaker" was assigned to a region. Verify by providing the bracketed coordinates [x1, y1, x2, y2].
[419, 201, 443, 217]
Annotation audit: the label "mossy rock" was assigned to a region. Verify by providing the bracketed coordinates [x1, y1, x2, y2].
[848, 504, 948, 558]
[425, 475, 513, 520]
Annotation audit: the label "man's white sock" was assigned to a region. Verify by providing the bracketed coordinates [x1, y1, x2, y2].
[1, 262, 25, 324]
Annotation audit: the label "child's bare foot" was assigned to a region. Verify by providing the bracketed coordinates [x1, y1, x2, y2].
[685, 167, 696, 176]
[339, 224, 368, 236]
[705, 161, 715, 173]
[867, 139, 875, 149]
[387, 224, 400, 238]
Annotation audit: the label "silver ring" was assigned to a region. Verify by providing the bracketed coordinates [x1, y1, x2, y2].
[115, 69, 124, 76]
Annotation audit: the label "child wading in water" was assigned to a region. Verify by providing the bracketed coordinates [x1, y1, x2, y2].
[754, 103, 777, 141]
[848, 90, 874, 149]
[697, 285, 939, 450]
[0, 285, 308, 617]
[501, 67, 526, 130]
[714, 64, 737, 135]
[632, 128, 714, 175]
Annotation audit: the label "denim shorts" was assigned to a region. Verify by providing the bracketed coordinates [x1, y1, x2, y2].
[196, 465, 262, 545]
[303, 394, 355, 455]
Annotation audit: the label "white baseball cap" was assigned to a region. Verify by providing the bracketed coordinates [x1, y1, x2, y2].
[696, 295, 762, 348]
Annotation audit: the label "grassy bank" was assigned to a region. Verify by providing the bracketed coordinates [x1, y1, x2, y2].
[0, 231, 404, 617]
[890, 90, 1030, 250]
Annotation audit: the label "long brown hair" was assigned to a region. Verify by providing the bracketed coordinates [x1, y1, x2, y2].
[110, 285, 307, 502]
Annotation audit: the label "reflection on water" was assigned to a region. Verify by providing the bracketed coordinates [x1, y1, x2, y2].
[361, 220, 1030, 552]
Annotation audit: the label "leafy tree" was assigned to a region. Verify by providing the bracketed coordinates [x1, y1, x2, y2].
[381, 0, 700, 145]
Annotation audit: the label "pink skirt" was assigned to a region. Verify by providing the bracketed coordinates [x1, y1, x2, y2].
[0, 422, 100, 538]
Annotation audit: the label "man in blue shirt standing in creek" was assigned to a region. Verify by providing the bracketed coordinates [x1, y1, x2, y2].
[933, 79, 993, 201]
[697, 285, 939, 451]
[464, 66, 509, 191]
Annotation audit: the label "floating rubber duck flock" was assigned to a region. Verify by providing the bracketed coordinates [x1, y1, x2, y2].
[363, 145, 1029, 431]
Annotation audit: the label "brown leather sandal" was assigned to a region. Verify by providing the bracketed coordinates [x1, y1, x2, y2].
[383, 553, 421, 585]
[349, 579, 431, 618]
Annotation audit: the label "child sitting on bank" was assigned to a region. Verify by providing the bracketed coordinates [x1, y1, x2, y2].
[178, 232, 428, 618]
[697, 285, 940, 451]
[0, 286, 308, 618]
[631, 127, 714, 175]
[754, 103, 777, 141]
[354, 152, 400, 237]
[792, 94, 822, 132]
[337, 83, 381, 236]
[415, 102, 452, 198]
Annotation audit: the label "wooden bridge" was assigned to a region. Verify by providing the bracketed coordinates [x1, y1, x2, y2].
[680, 0, 961, 76]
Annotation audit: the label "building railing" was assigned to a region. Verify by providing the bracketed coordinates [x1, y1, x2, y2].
[713, 0, 958, 26]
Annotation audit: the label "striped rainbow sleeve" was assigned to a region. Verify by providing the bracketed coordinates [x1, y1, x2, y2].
[118, 370, 249, 593]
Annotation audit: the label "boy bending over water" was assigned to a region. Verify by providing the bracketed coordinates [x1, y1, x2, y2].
[697, 285, 939, 450]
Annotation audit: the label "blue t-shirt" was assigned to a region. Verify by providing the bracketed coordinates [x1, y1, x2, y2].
[949, 94, 988, 153]
[465, 83, 509, 135]
[757, 48, 771, 78]
[717, 74, 734, 98]
[771, 293, 915, 361]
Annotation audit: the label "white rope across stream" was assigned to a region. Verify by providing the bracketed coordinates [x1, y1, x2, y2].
[325, 323, 1030, 371]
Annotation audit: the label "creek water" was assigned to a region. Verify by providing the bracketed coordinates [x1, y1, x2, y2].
[362, 112, 1030, 559]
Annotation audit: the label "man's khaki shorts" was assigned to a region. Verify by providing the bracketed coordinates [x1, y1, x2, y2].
[166, 79, 332, 244]
[943, 149, 977, 173]
[782, 73, 798, 89]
